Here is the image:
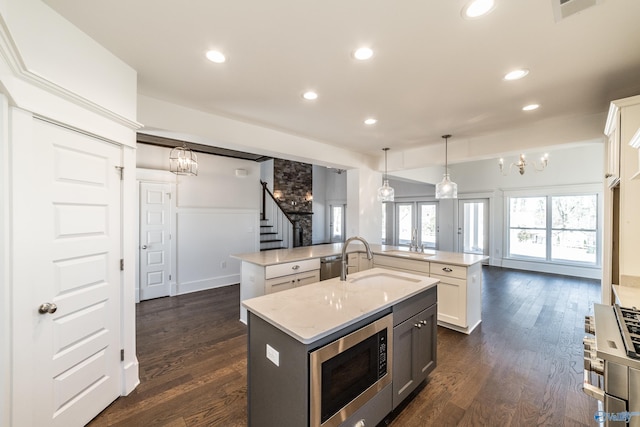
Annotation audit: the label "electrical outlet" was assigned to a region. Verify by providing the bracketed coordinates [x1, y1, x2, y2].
[266, 344, 279, 366]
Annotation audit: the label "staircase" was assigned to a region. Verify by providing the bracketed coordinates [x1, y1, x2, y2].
[260, 181, 294, 251]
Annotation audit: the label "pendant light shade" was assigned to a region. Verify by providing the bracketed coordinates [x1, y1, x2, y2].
[435, 135, 457, 199]
[377, 147, 394, 202]
[169, 143, 198, 176]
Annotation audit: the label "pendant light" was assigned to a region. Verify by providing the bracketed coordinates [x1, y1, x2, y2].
[169, 142, 198, 176]
[377, 147, 394, 202]
[435, 134, 457, 199]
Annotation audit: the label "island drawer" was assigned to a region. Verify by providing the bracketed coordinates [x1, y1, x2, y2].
[393, 287, 437, 326]
[265, 258, 320, 279]
[430, 262, 466, 280]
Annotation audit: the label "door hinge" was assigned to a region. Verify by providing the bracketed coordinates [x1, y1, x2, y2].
[169, 274, 172, 280]
[167, 192, 172, 200]
[120, 259, 124, 271]
[120, 349, 124, 361]
[115, 166, 124, 180]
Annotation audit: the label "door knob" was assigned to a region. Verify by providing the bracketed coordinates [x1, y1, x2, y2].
[38, 302, 57, 314]
[141, 245, 148, 249]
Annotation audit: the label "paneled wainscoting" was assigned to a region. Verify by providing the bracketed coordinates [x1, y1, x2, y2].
[88, 266, 600, 426]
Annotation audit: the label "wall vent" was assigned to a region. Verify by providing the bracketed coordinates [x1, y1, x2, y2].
[552, 0, 603, 22]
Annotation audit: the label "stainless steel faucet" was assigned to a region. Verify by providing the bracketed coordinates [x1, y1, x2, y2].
[340, 236, 373, 281]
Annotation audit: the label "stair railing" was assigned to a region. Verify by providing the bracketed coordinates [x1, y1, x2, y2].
[261, 181, 294, 249]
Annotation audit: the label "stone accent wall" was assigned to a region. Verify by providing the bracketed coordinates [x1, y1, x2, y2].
[273, 159, 313, 246]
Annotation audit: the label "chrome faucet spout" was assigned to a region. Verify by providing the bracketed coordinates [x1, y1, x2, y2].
[340, 236, 373, 281]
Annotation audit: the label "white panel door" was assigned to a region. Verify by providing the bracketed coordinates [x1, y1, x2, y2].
[139, 182, 171, 300]
[13, 117, 122, 427]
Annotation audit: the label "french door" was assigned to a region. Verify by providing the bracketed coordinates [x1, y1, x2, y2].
[458, 199, 489, 256]
[395, 202, 438, 248]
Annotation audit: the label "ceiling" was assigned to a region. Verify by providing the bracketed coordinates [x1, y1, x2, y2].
[42, 0, 640, 161]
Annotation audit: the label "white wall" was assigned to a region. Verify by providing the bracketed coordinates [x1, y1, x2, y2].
[389, 143, 605, 278]
[137, 144, 261, 295]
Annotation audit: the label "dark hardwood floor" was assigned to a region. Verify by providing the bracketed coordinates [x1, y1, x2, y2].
[88, 266, 601, 426]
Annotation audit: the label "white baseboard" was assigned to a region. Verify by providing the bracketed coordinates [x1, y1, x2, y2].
[175, 274, 241, 295]
[121, 358, 140, 396]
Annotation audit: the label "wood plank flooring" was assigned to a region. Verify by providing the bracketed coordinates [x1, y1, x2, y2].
[87, 266, 601, 426]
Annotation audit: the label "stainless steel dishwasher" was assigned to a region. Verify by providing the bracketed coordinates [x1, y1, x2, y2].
[320, 255, 342, 280]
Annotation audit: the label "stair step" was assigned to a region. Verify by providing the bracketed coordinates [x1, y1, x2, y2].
[260, 247, 287, 251]
[261, 239, 283, 243]
[260, 232, 278, 235]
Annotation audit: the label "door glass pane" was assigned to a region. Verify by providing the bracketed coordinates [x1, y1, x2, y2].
[331, 206, 343, 242]
[463, 202, 484, 254]
[420, 204, 437, 248]
[397, 204, 413, 246]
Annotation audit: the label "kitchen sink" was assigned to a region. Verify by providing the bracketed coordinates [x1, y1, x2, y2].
[349, 272, 421, 285]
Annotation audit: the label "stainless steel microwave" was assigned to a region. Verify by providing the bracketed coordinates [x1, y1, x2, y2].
[309, 314, 393, 427]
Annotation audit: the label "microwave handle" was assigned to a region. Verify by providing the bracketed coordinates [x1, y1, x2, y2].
[583, 370, 604, 401]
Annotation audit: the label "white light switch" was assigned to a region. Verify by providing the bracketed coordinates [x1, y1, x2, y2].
[266, 344, 279, 366]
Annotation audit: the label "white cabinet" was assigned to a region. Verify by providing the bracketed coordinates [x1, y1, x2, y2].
[372, 254, 429, 275]
[347, 252, 374, 274]
[603, 95, 640, 303]
[431, 262, 482, 334]
[264, 259, 320, 295]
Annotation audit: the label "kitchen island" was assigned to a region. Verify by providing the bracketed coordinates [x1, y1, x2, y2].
[243, 268, 439, 427]
[233, 243, 487, 334]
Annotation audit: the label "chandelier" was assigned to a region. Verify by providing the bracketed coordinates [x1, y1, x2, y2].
[377, 147, 394, 202]
[435, 134, 457, 199]
[169, 143, 198, 176]
[498, 153, 548, 175]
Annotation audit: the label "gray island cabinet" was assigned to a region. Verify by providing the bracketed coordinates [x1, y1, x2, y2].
[242, 268, 438, 427]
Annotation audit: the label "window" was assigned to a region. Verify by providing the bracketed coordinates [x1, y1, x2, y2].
[507, 194, 598, 265]
[419, 203, 437, 248]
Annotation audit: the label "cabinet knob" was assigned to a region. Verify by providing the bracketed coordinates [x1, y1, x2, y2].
[354, 420, 366, 427]
[414, 323, 422, 329]
[442, 267, 453, 273]
[292, 265, 300, 270]
[420, 320, 427, 325]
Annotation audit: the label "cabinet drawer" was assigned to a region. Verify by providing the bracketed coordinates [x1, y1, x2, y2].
[430, 262, 466, 280]
[373, 255, 429, 275]
[393, 287, 437, 326]
[265, 276, 296, 294]
[265, 258, 320, 279]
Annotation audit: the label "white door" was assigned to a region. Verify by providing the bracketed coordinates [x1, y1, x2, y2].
[139, 182, 171, 300]
[12, 116, 122, 426]
[458, 199, 489, 256]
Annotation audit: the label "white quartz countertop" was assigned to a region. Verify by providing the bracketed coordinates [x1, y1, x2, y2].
[242, 268, 439, 344]
[232, 243, 487, 267]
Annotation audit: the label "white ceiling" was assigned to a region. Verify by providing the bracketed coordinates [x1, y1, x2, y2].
[42, 0, 640, 162]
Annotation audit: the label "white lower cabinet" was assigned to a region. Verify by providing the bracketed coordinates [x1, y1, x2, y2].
[264, 259, 320, 295]
[264, 270, 320, 294]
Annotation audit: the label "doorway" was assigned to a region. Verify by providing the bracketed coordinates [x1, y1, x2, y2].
[458, 199, 489, 256]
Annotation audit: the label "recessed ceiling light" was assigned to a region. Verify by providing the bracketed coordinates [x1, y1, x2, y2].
[462, 0, 496, 19]
[522, 104, 540, 111]
[353, 47, 374, 61]
[504, 69, 529, 80]
[364, 118, 377, 125]
[205, 50, 226, 63]
[302, 91, 318, 101]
